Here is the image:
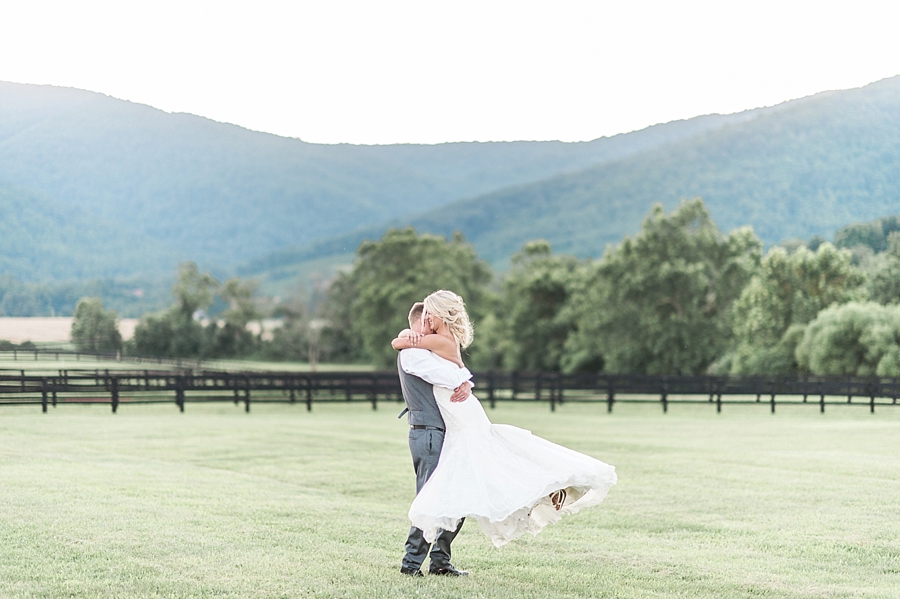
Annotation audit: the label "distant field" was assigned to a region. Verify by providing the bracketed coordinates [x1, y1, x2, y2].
[1, 401, 898, 598]
[0, 317, 290, 345]
[0, 317, 139, 344]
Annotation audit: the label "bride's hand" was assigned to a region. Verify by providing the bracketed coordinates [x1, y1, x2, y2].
[398, 329, 423, 345]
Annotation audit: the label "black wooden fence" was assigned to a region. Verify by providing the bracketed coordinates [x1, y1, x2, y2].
[2, 369, 900, 414]
[0, 347, 205, 369]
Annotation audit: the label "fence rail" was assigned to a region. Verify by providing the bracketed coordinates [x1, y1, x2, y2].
[2, 369, 900, 414]
[0, 347, 205, 369]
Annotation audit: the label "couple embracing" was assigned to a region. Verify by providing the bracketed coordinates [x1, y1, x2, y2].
[392, 290, 617, 577]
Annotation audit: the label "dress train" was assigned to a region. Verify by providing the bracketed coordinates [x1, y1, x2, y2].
[408, 385, 617, 547]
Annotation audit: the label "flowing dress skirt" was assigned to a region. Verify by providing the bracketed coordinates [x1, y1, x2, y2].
[409, 387, 617, 547]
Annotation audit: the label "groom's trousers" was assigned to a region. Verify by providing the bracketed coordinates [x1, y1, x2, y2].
[402, 427, 464, 571]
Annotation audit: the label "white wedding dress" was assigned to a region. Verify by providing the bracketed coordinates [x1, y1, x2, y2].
[408, 366, 617, 547]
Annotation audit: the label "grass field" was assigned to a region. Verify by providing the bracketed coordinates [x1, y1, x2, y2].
[1, 401, 898, 598]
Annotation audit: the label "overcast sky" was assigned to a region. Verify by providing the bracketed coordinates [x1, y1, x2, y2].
[1, 0, 898, 145]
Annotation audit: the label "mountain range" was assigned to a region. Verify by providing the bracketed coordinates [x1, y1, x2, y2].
[0, 80, 748, 283]
[2, 76, 900, 311]
[249, 76, 900, 286]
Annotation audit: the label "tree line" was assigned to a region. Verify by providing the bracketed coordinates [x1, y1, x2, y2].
[71, 199, 900, 376]
[70, 263, 314, 363]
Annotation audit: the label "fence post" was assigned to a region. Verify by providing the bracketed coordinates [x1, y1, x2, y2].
[661, 377, 668, 414]
[550, 373, 556, 412]
[511, 371, 518, 401]
[370, 375, 378, 410]
[770, 388, 776, 414]
[244, 376, 251, 413]
[870, 386, 875, 414]
[41, 378, 48, 413]
[606, 377, 615, 413]
[306, 375, 313, 412]
[556, 373, 564, 407]
[175, 375, 185, 413]
[111, 376, 119, 413]
[487, 371, 496, 409]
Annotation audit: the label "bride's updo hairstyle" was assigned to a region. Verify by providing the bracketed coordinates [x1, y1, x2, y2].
[423, 289, 474, 349]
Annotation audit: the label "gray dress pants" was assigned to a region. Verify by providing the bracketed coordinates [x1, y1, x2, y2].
[402, 427, 464, 570]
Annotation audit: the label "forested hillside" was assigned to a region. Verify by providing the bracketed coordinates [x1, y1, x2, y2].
[254, 76, 900, 276]
[0, 183, 175, 280]
[4, 78, 900, 315]
[0, 81, 742, 282]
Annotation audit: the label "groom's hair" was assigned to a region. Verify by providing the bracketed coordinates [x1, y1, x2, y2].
[408, 302, 425, 326]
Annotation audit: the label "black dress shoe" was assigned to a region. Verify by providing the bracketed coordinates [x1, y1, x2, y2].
[429, 564, 469, 576]
[400, 567, 423, 577]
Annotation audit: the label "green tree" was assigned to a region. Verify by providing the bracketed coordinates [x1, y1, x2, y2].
[728, 243, 865, 374]
[497, 240, 587, 371]
[834, 216, 900, 253]
[861, 232, 900, 305]
[131, 262, 219, 357]
[203, 278, 261, 358]
[172, 262, 218, 319]
[325, 227, 494, 368]
[795, 302, 900, 376]
[563, 198, 761, 374]
[317, 271, 368, 363]
[131, 311, 204, 357]
[260, 299, 310, 362]
[70, 297, 122, 352]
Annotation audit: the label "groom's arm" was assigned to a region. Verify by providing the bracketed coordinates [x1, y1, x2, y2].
[399, 349, 472, 390]
[449, 381, 473, 402]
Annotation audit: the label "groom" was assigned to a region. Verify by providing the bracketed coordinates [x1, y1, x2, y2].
[397, 301, 473, 577]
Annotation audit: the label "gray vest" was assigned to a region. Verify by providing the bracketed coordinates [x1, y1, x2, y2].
[398, 353, 445, 428]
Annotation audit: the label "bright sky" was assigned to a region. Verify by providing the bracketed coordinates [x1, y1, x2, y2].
[1, 0, 898, 145]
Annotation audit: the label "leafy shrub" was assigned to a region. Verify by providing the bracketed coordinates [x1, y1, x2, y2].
[796, 302, 900, 376]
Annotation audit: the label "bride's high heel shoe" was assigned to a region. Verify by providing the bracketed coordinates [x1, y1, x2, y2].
[549, 489, 567, 511]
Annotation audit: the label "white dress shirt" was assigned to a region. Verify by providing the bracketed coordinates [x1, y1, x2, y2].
[399, 348, 472, 390]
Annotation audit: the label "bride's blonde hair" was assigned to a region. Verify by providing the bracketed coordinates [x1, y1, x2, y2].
[424, 289, 474, 349]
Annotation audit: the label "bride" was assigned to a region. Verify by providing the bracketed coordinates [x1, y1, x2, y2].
[391, 289, 617, 547]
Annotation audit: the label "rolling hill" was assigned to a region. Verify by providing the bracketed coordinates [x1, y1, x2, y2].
[249, 75, 900, 281]
[5, 77, 900, 312]
[0, 81, 746, 282]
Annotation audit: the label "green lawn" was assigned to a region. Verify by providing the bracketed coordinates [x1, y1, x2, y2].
[1, 401, 898, 598]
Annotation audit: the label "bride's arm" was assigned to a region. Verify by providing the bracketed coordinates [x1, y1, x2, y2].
[390, 329, 416, 350]
[392, 332, 464, 367]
